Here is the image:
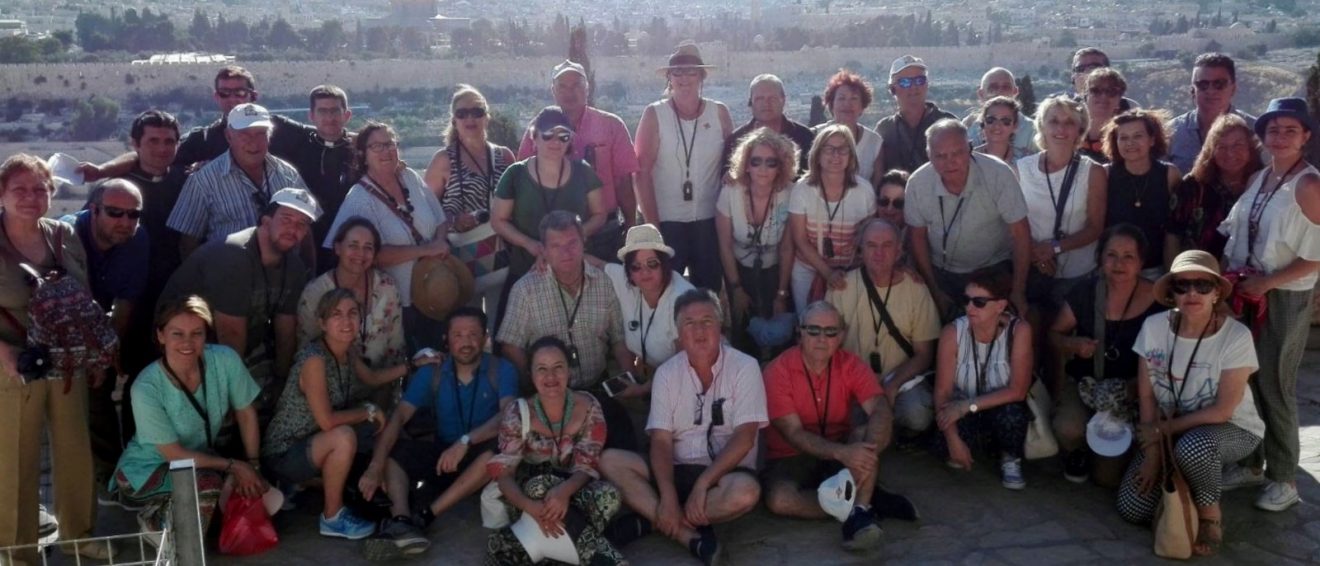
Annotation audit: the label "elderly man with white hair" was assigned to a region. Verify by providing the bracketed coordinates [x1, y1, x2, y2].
[720, 73, 815, 176]
[963, 67, 1037, 156]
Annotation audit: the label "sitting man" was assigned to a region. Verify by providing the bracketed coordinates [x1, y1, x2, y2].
[762, 301, 910, 550]
[357, 307, 518, 560]
[826, 219, 940, 434]
[599, 289, 765, 566]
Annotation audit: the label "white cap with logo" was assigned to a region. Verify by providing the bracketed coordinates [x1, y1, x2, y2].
[269, 187, 322, 221]
[228, 103, 273, 130]
[817, 468, 857, 523]
[889, 54, 928, 79]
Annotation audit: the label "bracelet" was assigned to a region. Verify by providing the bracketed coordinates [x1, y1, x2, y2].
[363, 402, 380, 423]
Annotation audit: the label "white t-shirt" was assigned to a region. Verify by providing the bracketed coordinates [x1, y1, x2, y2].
[788, 177, 876, 272]
[1132, 313, 1264, 438]
[1017, 153, 1099, 278]
[647, 346, 768, 469]
[716, 185, 792, 269]
[603, 263, 694, 368]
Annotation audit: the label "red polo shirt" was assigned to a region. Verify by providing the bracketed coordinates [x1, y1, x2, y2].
[763, 347, 883, 460]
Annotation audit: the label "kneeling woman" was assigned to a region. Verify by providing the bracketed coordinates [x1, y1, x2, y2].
[262, 289, 421, 540]
[933, 268, 1034, 490]
[486, 336, 624, 565]
[1118, 250, 1262, 557]
[109, 296, 267, 538]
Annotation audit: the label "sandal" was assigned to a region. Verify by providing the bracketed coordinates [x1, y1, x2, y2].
[1193, 517, 1222, 557]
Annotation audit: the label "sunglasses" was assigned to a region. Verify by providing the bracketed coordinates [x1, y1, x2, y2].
[215, 88, 254, 100]
[877, 196, 904, 209]
[1088, 87, 1122, 98]
[627, 258, 661, 273]
[799, 325, 842, 338]
[367, 141, 398, 153]
[894, 76, 928, 89]
[748, 156, 781, 169]
[669, 68, 702, 78]
[99, 205, 141, 220]
[539, 131, 573, 143]
[983, 116, 1015, 127]
[455, 107, 487, 120]
[1170, 278, 1216, 295]
[962, 295, 998, 308]
[1193, 79, 1231, 92]
[1072, 62, 1106, 74]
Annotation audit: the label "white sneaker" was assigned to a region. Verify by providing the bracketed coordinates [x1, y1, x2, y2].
[1000, 457, 1026, 490]
[1255, 481, 1301, 512]
[1221, 464, 1265, 492]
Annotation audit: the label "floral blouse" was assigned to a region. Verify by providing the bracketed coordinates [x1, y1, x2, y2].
[296, 268, 405, 368]
[487, 393, 606, 480]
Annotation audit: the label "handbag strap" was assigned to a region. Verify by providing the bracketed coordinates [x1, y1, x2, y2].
[859, 268, 915, 358]
[1049, 155, 1081, 240]
[1093, 278, 1106, 381]
[362, 175, 427, 245]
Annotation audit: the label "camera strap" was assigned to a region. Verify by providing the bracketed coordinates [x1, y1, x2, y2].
[859, 268, 914, 358]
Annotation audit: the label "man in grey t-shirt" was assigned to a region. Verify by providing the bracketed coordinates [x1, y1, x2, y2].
[904, 120, 1031, 320]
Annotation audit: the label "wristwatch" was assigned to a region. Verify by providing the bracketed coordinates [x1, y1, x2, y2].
[363, 402, 380, 423]
[968, 400, 980, 414]
[459, 434, 471, 446]
[1051, 239, 1063, 256]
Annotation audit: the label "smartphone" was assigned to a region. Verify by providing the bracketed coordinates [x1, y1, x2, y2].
[601, 371, 638, 397]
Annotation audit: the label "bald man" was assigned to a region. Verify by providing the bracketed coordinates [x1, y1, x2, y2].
[962, 67, 1037, 156]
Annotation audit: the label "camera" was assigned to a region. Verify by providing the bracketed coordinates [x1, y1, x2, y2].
[17, 344, 52, 383]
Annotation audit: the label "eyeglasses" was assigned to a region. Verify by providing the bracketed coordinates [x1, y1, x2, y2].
[367, 141, 398, 153]
[627, 258, 661, 273]
[215, 88, 254, 100]
[748, 157, 781, 169]
[454, 107, 487, 120]
[894, 76, 928, 89]
[313, 107, 345, 117]
[539, 131, 573, 143]
[962, 295, 998, 308]
[1170, 278, 1216, 295]
[1073, 62, 1106, 74]
[983, 116, 1015, 127]
[1193, 79, 1231, 92]
[799, 325, 842, 338]
[1088, 87, 1122, 98]
[877, 196, 904, 209]
[820, 144, 852, 157]
[99, 205, 141, 220]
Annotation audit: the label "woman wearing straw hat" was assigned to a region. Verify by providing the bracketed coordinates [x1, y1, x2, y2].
[604, 224, 694, 393]
[1117, 249, 1263, 557]
[635, 42, 733, 291]
[1217, 97, 1320, 512]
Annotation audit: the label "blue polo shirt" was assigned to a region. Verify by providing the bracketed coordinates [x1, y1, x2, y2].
[64, 210, 149, 311]
[402, 353, 519, 444]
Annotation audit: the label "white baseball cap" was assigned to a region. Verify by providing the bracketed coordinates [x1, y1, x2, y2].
[552, 59, 587, 81]
[1086, 410, 1133, 457]
[269, 187, 322, 221]
[510, 512, 579, 564]
[228, 103, 273, 130]
[889, 54, 928, 78]
[817, 468, 857, 523]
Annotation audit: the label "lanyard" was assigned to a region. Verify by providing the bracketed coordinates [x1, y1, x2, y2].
[163, 355, 211, 448]
[867, 276, 895, 349]
[635, 294, 661, 367]
[1246, 160, 1303, 266]
[459, 140, 496, 191]
[671, 99, 702, 200]
[556, 270, 586, 350]
[744, 189, 772, 268]
[800, 356, 833, 436]
[450, 358, 482, 433]
[331, 270, 372, 347]
[1167, 312, 1214, 415]
[320, 339, 353, 404]
[1102, 280, 1138, 361]
[1043, 153, 1081, 240]
[533, 392, 576, 464]
[968, 321, 998, 395]
[233, 155, 273, 209]
[249, 243, 289, 329]
[532, 156, 569, 211]
[937, 194, 967, 264]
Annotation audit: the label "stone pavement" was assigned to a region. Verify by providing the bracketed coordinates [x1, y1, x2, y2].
[82, 350, 1320, 565]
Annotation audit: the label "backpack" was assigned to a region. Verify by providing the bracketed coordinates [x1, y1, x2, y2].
[0, 230, 118, 390]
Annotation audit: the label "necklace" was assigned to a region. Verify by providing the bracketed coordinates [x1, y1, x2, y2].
[1103, 280, 1138, 361]
[533, 392, 576, 461]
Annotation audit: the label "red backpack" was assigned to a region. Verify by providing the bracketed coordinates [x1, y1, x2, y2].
[0, 230, 118, 389]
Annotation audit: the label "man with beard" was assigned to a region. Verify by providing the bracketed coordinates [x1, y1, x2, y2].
[356, 307, 519, 560]
[159, 188, 320, 419]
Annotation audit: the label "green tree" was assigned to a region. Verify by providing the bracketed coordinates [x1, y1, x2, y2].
[189, 9, 212, 48]
[1056, 29, 1077, 47]
[70, 95, 120, 141]
[0, 36, 38, 63]
[487, 109, 521, 150]
[809, 95, 827, 127]
[1016, 75, 1038, 117]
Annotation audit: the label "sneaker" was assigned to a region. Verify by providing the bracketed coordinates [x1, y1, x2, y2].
[1063, 449, 1090, 484]
[37, 505, 59, 545]
[278, 481, 301, 512]
[1001, 457, 1026, 490]
[59, 539, 115, 560]
[871, 487, 919, 522]
[1255, 481, 1301, 512]
[1222, 464, 1265, 492]
[603, 514, 653, 547]
[319, 508, 376, 540]
[363, 516, 430, 561]
[840, 506, 883, 551]
[688, 526, 722, 566]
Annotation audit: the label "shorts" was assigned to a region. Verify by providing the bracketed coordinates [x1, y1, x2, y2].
[762, 455, 844, 490]
[663, 464, 758, 503]
[391, 437, 495, 485]
[263, 423, 377, 485]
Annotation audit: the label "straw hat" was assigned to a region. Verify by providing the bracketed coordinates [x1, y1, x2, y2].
[1152, 249, 1232, 306]
[616, 224, 675, 261]
[657, 42, 716, 76]
[410, 255, 475, 321]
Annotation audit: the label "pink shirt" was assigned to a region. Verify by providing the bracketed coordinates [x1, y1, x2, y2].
[763, 347, 883, 460]
[646, 346, 768, 469]
[517, 106, 639, 213]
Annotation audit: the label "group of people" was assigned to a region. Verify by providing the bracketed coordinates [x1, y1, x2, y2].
[0, 41, 1317, 565]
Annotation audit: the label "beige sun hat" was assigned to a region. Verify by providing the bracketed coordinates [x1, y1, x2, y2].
[1152, 249, 1233, 306]
[411, 255, 476, 321]
[617, 224, 675, 262]
[656, 42, 716, 76]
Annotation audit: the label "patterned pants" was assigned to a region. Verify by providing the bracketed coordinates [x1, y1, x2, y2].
[1247, 288, 1314, 482]
[934, 401, 1030, 460]
[1116, 424, 1260, 523]
[485, 474, 624, 566]
[114, 464, 225, 535]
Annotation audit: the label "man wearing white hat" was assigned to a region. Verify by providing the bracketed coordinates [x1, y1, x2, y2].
[518, 60, 641, 262]
[875, 55, 957, 173]
[167, 102, 308, 259]
[160, 188, 321, 419]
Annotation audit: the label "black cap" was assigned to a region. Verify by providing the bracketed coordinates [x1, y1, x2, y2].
[533, 106, 574, 134]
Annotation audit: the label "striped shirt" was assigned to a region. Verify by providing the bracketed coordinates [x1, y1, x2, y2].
[167, 151, 307, 241]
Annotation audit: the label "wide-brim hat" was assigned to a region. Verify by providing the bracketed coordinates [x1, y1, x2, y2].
[656, 42, 716, 76]
[817, 468, 857, 523]
[411, 255, 475, 321]
[1086, 410, 1133, 457]
[616, 223, 674, 261]
[1152, 249, 1233, 306]
[1255, 97, 1315, 139]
